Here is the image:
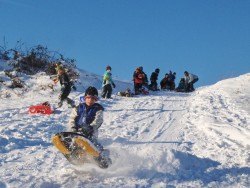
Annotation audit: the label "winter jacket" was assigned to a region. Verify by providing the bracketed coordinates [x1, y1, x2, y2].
[141, 71, 148, 85]
[102, 71, 114, 87]
[59, 73, 70, 86]
[133, 69, 143, 84]
[185, 73, 198, 84]
[150, 72, 159, 82]
[175, 79, 186, 92]
[168, 72, 176, 82]
[68, 103, 104, 139]
[160, 77, 174, 90]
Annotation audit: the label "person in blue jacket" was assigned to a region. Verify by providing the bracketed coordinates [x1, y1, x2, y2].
[101, 66, 116, 99]
[68, 86, 110, 168]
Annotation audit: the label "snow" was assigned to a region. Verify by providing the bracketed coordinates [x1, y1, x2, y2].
[0, 68, 249, 188]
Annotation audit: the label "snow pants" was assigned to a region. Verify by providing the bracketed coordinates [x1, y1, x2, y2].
[59, 84, 71, 102]
[102, 84, 112, 98]
[185, 78, 199, 92]
[149, 81, 158, 91]
[134, 83, 142, 95]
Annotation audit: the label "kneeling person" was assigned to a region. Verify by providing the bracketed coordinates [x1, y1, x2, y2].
[184, 71, 199, 92]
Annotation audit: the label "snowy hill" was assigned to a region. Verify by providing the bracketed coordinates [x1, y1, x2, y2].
[0, 70, 249, 188]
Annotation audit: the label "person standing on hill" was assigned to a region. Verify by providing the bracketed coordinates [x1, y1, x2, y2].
[149, 68, 160, 91]
[184, 71, 199, 92]
[138, 66, 148, 87]
[133, 67, 144, 95]
[54, 67, 75, 107]
[101, 66, 116, 99]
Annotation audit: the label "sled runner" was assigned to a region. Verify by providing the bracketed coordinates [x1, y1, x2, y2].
[52, 132, 111, 168]
[29, 101, 54, 114]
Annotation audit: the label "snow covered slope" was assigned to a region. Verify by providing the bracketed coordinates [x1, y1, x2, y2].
[0, 71, 249, 188]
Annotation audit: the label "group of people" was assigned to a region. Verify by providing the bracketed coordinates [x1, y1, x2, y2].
[132, 66, 199, 95]
[176, 71, 199, 92]
[52, 64, 199, 164]
[54, 63, 199, 106]
[53, 64, 116, 167]
[54, 64, 116, 108]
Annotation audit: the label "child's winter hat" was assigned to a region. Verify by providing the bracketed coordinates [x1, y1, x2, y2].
[84, 86, 98, 100]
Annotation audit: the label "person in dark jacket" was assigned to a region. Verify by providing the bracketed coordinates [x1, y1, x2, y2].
[55, 67, 74, 107]
[149, 68, 160, 91]
[160, 73, 175, 90]
[175, 78, 186, 92]
[168, 71, 176, 89]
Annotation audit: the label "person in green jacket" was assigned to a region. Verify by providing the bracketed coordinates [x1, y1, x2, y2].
[101, 66, 115, 99]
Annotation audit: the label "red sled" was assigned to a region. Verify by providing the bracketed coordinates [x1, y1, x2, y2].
[29, 102, 54, 115]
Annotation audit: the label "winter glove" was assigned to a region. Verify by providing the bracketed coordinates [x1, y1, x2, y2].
[82, 126, 93, 136]
[71, 126, 79, 132]
[112, 83, 116, 88]
[71, 85, 77, 91]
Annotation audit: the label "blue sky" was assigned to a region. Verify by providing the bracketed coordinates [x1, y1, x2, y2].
[1, 0, 250, 87]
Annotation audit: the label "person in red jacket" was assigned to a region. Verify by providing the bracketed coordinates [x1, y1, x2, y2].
[133, 67, 144, 95]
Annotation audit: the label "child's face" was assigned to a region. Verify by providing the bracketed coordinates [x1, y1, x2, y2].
[85, 96, 96, 106]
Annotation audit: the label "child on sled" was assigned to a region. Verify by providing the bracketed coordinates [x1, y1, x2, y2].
[68, 86, 110, 168]
[68, 86, 103, 144]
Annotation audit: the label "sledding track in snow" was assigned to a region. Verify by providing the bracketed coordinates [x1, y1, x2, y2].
[183, 88, 250, 167]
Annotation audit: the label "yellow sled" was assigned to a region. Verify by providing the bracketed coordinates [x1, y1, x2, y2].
[74, 137, 99, 157]
[52, 132, 102, 164]
[52, 132, 110, 168]
[52, 134, 71, 154]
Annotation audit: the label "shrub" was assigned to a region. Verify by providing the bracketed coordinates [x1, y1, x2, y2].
[0, 41, 79, 81]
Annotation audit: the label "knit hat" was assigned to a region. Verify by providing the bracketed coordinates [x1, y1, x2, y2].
[84, 86, 98, 100]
